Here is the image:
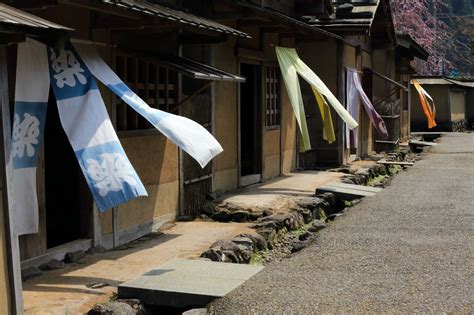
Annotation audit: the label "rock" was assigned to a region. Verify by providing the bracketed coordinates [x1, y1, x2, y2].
[183, 308, 208, 315]
[212, 210, 232, 222]
[239, 233, 267, 251]
[298, 231, 313, 241]
[308, 222, 327, 233]
[319, 192, 336, 207]
[341, 177, 355, 184]
[231, 210, 250, 222]
[252, 220, 278, 231]
[201, 203, 217, 216]
[263, 209, 274, 217]
[117, 299, 145, 313]
[296, 197, 324, 211]
[86, 246, 107, 255]
[247, 211, 264, 221]
[231, 237, 255, 251]
[222, 250, 240, 263]
[39, 259, 65, 271]
[201, 248, 224, 262]
[86, 282, 109, 289]
[206, 190, 222, 201]
[177, 215, 194, 222]
[88, 301, 136, 315]
[326, 213, 342, 221]
[291, 241, 307, 253]
[257, 228, 278, 246]
[64, 250, 86, 264]
[239, 248, 252, 263]
[295, 207, 313, 223]
[21, 266, 42, 281]
[210, 240, 241, 253]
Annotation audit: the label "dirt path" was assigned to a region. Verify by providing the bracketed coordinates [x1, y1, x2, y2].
[23, 221, 253, 314]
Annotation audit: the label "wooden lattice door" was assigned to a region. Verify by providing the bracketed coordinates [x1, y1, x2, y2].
[180, 80, 213, 216]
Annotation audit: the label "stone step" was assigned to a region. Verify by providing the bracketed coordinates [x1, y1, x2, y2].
[316, 182, 382, 200]
[118, 259, 264, 308]
[409, 140, 438, 147]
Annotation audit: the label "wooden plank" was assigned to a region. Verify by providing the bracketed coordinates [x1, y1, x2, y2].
[409, 140, 438, 147]
[377, 160, 414, 166]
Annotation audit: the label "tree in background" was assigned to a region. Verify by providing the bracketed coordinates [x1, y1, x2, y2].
[391, 0, 473, 77]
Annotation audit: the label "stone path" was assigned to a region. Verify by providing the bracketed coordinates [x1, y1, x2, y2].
[210, 133, 474, 314]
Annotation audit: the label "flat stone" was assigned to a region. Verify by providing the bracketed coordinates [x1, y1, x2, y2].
[291, 241, 307, 253]
[88, 301, 136, 315]
[183, 308, 208, 315]
[316, 182, 382, 200]
[39, 259, 65, 271]
[118, 259, 264, 308]
[22, 266, 42, 281]
[64, 250, 86, 264]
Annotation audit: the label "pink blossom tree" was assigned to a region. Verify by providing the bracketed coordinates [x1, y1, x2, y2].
[391, 0, 453, 75]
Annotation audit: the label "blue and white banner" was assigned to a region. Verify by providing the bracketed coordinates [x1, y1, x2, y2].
[13, 38, 50, 235]
[48, 42, 147, 211]
[74, 43, 223, 168]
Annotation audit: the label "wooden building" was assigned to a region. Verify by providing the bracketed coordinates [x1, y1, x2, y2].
[0, 0, 428, 291]
[302, 0, 428, 160]
[411, 77, 474, 131]
[0, 4, 71, 313]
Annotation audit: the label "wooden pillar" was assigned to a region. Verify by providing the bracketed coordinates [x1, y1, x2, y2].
[0, 45, 24, 314]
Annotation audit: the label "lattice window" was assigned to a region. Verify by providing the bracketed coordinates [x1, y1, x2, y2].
[265, 65, 280, 127]
[114, 52, 178, 131]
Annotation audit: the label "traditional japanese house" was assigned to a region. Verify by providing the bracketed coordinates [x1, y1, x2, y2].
[395, 34, 429, 139]
[301, 0, 426, 160]
[411, 76, 474, 131]
[0, 4, 72, 313]
[8, 0, 249, 269]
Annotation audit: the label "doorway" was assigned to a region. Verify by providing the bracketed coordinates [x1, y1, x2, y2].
[240, 63, 262, 186]
[44, 94, 92, 249]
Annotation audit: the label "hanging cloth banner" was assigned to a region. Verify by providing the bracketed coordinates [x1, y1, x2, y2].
[275, 47, 311, 151]
[347, 68, 388, 139]
[346, 69, 360, 149]
[276, 47, 358, 135]
[12, 38, 50, 235]
[312, 88, 335, 144]
[48, 41, 147, 211]
[73, 43, 223, 168]
[412, 79, 437, 129]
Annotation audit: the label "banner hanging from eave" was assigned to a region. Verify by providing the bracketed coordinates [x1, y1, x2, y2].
[347, 68, 388, 139]
[73, 43, 223, 168]
[312, 88, 335, 144]
[412, 79, 437, 129]
[276, 47, 358, 151]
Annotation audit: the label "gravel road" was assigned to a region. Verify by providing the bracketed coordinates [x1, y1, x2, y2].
[209, 133, 474, 314]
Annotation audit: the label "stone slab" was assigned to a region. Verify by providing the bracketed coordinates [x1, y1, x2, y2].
[118, 259, 264, 307]
[410, 140, 438, 147]
[316, 182, 381, 199]
[377, 160, 414, 166]
[327, 182, 382, 193]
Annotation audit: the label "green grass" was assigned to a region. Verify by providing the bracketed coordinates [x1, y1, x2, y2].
[249, 250, 267, 265]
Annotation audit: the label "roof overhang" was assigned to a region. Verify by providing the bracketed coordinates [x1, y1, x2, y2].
[235, 0, 344, 42]
[0, 3, 71, 42]
[396, 34, 429, 61]
[96, 0, 250, 38]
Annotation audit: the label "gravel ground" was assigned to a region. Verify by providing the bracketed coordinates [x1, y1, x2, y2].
[209, 133, 474, 314]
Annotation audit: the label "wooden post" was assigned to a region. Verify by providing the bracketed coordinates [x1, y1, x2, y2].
[0, 45, 24, 314]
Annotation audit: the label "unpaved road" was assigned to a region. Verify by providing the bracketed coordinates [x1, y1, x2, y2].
[210, 133, 474, 314]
